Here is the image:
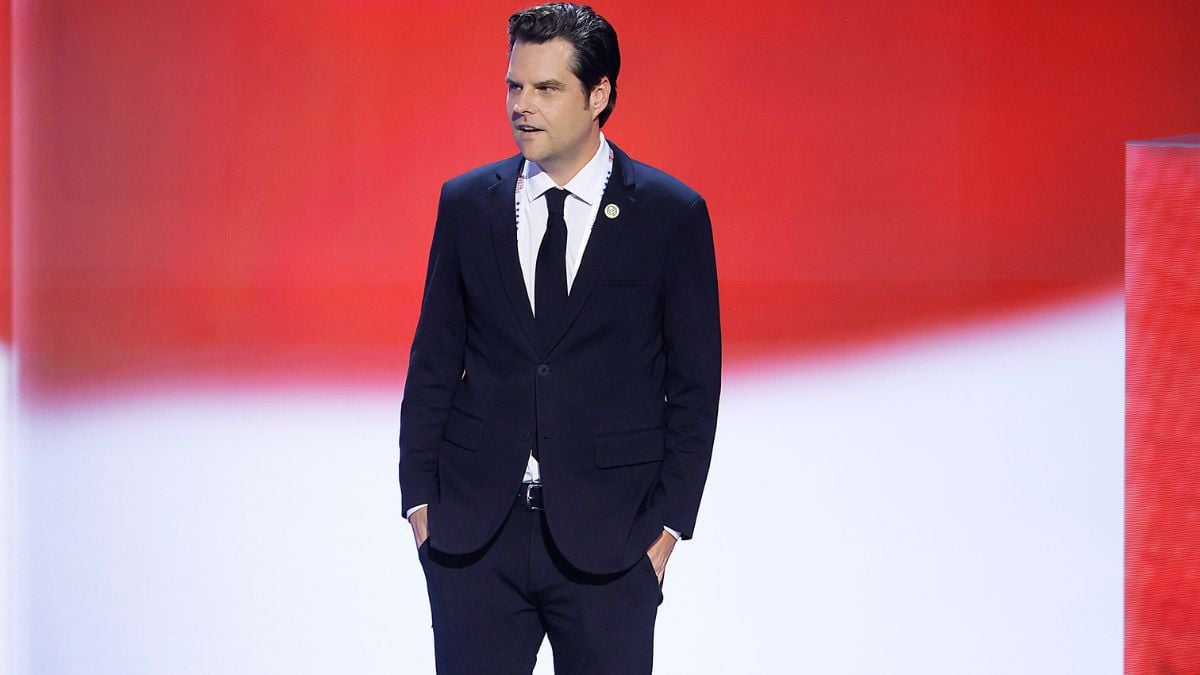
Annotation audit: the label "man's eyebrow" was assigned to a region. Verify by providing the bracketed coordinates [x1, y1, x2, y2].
[506, 78, 568, 88]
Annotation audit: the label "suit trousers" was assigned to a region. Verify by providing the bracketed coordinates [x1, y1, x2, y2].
[418, 502, 662, 674]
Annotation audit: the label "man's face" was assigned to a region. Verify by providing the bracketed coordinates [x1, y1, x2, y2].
[506, 38, 605, 180]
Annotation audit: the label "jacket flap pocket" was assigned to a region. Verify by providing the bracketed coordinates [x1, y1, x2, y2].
[443, 408, 484, 451]
[594, 427, 665, 468]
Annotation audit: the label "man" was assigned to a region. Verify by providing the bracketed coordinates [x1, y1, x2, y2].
[398, 3, 720, 672]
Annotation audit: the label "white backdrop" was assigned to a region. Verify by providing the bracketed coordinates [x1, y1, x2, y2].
[2, 347, 15, 675]
[8, 295, 1122, 674]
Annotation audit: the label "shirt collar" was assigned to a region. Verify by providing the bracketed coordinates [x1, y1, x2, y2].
[523, 132, 611, 206]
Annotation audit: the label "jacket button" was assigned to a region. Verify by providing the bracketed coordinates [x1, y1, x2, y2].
[520, 431, 530, 440]
[537, 364, 550, 376]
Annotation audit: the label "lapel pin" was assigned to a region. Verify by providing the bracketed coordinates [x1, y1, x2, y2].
[604, 203, 620, 219]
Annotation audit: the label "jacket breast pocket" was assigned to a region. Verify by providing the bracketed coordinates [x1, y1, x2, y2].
[598, 277, 649, 288]
[594, 427, 665, 468]
[442, 408, 484, 452]
[597, 276, 657, 295]
[594, 278, 659, 319]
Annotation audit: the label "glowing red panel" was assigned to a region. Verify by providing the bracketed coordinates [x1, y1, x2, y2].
[1126, 136, 1200, 674]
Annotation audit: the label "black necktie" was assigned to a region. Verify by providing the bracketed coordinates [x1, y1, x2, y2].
[533, 188, 568, 461]
[535, 188, 569, 344]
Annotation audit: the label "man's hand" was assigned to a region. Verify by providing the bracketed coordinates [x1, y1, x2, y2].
[409, 506, 430, 550]
[645, 530, 676, 583]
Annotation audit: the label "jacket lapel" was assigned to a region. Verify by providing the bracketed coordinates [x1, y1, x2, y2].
[539, 143, 638, 357]
[488, 155, 540, 355]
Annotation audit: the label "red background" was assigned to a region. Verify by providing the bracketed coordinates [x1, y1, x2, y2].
[14, 1, 1200, 396]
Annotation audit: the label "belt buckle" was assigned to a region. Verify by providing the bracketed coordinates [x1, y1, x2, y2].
[525, 482, 544, 511]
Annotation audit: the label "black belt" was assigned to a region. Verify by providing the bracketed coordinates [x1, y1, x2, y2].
[516, 481, 544, 511]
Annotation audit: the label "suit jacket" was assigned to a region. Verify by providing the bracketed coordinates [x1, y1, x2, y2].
[399, 142, 720, 575]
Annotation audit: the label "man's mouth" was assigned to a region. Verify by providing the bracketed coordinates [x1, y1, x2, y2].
[515, 124, 543, 133]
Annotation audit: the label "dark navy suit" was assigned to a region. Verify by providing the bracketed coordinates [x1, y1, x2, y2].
[399, 142, 720, 672]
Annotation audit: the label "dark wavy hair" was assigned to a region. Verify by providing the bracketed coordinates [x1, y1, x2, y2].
[508, 3, 621, 127]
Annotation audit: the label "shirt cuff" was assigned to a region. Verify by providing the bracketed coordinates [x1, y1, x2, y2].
[663, 526, 682, 541]
[406, 504, 428, 519]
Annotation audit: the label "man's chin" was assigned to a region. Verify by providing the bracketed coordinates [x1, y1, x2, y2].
[513, 137, 546, 161]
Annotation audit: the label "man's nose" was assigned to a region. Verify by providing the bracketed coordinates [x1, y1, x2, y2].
[511, 88, 533, 116]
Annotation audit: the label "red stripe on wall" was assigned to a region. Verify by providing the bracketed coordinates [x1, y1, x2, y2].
[1126, 136, 1200, 673]
[12, 1, 1200, 396]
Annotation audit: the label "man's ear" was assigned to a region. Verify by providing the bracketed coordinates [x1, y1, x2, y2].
[590, 76, 611, 120]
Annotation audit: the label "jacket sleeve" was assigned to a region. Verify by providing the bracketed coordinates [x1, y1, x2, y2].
[398, 184, 466, 515]
[658, 195, 722, 539]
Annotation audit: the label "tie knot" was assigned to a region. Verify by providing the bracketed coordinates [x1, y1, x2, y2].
[544, 188, 569, 215]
